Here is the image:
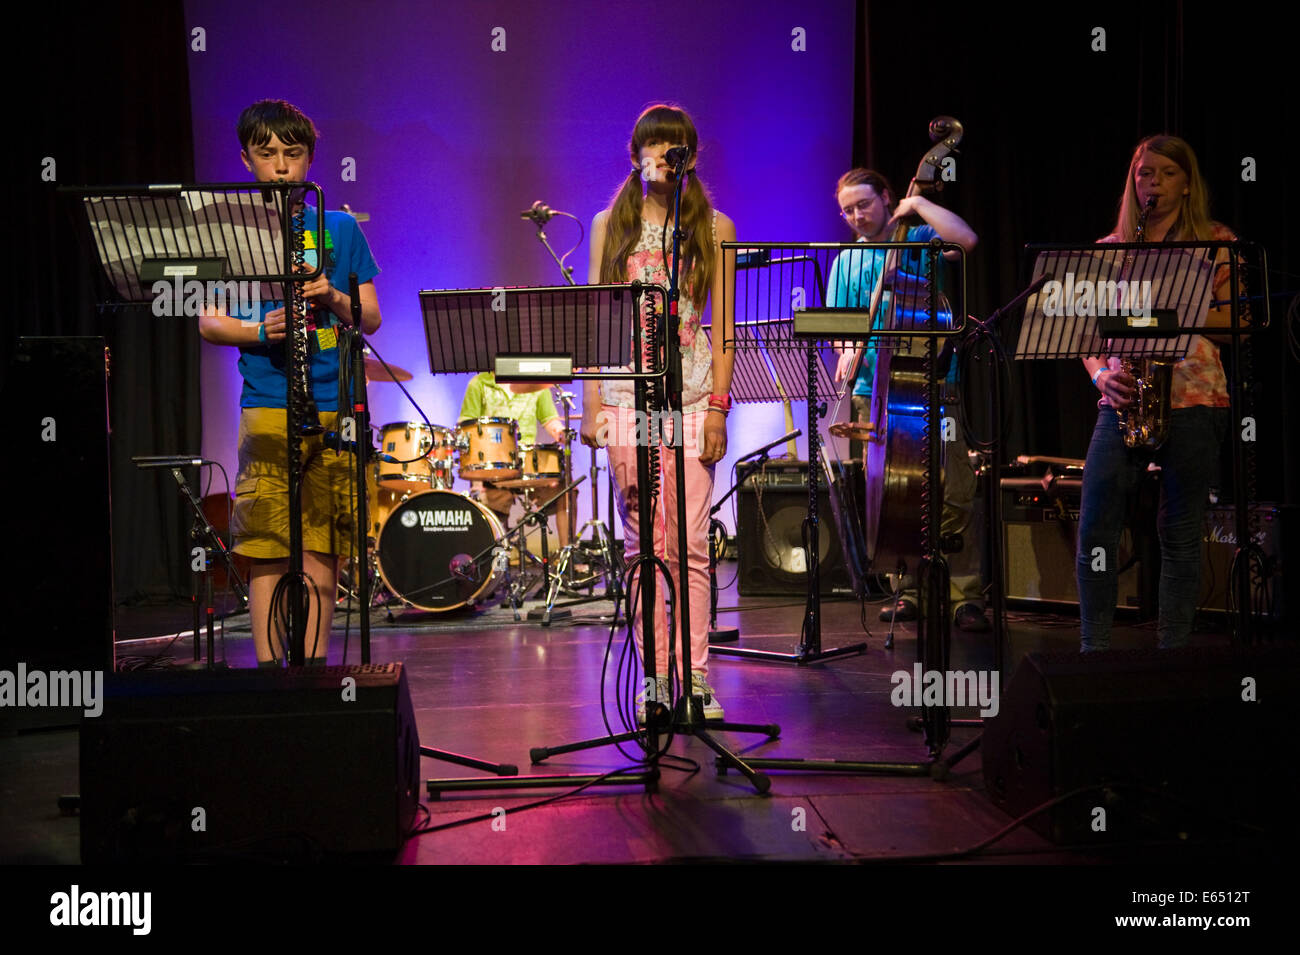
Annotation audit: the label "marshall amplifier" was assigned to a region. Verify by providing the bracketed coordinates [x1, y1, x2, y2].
[737, 460, 856, 596]
[1198, 504, 1292, 623]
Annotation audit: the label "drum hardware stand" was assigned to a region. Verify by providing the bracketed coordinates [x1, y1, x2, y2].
[703, 429, 801, 645]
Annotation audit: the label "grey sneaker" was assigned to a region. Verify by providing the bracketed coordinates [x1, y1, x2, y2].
[690, 672, 725, 721]
[637, 676, 671, 725]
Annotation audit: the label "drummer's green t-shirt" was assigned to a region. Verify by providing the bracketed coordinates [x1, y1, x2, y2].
[458, 373, 560, 445]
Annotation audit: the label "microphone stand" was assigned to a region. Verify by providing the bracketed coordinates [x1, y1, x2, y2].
[705, 430, 802, 644]
[346, 274, 373, 664]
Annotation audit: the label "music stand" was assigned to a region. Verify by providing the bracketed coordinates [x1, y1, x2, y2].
[420, 282, 734, 797]
[707, 315, 868, 664]
[1018, 240, 1265, 643]
[63, 181, 331, 667]
[710, 239, 968, 777]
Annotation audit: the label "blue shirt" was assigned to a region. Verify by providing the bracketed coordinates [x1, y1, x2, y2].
[825, 224, 947, 397]
[238, 207, 380, 409]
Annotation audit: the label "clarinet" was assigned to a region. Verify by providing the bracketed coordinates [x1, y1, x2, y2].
[289, 205, 324, 436]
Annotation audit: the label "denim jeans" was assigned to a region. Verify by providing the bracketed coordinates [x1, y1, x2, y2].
[1076, 405, 1228, 651]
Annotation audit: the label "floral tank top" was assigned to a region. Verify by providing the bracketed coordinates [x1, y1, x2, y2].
[599, 213, 715, 413]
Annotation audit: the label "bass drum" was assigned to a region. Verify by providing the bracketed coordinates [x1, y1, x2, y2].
[376, 490, 505, 612]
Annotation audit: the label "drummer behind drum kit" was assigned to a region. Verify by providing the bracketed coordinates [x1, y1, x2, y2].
[357, 366, 597, 615]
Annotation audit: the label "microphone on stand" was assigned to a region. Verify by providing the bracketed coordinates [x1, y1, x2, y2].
[521, 201, 555, 225]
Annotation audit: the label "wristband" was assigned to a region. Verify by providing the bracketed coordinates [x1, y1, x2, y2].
[707, 394, 732, 412]
[257, 322, 267, 344]
[1091, 366, 1108, 386]
[706, 407, 728, 416]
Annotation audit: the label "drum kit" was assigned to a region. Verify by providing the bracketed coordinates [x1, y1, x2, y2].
[353, 360, 615, 617]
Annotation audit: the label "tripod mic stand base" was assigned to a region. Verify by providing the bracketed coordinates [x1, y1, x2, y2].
[708, 627, 740, 644]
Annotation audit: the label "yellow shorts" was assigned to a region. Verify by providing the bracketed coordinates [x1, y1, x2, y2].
[231, 407, 361, 560]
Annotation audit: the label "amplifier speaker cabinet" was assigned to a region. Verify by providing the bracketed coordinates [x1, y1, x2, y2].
[1, 337, 114, 732]
[80, 664, 420, 862]
[983, 646, 1300, 844]
[1001, 476, 1151, 613]
[737, 460, 855, 596]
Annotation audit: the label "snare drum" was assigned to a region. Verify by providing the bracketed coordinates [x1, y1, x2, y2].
[376, 490, 505, 612]
[517, 444, 563, 487]
[456, 417, 520, 481]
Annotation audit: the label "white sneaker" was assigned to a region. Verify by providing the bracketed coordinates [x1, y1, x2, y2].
[691, 673, 725, 721]
[637, 676, 671, 726]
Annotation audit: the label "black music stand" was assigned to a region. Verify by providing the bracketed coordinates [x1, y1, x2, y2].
[706, 317, 868, 663]
[64, 181, 330, 667]
[709, 239, 968, 776]
[418, 282, 681, 796]
[418, 283, 637, 615]
[1018, 240, 1264, 643]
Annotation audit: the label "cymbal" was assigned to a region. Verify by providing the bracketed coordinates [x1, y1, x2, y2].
[364, 357, 413, 382]
[829, 421, 877, 441]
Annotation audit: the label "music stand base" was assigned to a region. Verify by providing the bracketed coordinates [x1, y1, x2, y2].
[708, 627, 740, 644]
[710, 641, 867, 665]
[427, 768, 659, 798]
[420, 745, 518, 778]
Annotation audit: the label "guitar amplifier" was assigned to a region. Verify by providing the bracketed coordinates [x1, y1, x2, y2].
[736, 460, 856, 596]
[1001, 475, 1154, 613]
[1197, 504, 1292, 623]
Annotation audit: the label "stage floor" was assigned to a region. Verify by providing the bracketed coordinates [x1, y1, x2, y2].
[1, 567, 1260, 865]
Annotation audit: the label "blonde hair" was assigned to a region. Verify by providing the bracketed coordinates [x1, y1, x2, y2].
[1112, 134, 1215, 240]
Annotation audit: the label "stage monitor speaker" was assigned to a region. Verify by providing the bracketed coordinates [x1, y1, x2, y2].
[982, 646, 1299, 845]
[1, 337, 114, 732]
[737, 460, 854, 596]
[80, 664, 420, 862]
[1001, 477, 1148, 613]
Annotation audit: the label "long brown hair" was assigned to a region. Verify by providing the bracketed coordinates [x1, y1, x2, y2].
[1112, 134, 1215, 240]
[599, 105, 716, 312]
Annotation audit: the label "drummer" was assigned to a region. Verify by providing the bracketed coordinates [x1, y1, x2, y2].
[458, 371, 571, 547]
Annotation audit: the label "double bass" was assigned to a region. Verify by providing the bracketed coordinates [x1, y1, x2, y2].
[847, 117, 964, 575]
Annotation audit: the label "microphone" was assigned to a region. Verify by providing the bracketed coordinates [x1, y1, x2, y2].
[349, 272, 362, 327]
[521, 200, 555, 225]
[665, 145, 691, 167]
[133, 455, 206, 469]
[449, 554, 479, 584]
[735, 430, 802, 464]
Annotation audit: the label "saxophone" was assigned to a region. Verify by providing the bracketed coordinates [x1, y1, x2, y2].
[1117, 195, 1173, 449]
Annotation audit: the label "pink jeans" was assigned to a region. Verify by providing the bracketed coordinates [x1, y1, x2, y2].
[602, 406, 714, 678]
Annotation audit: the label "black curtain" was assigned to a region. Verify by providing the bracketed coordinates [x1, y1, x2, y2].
[8, 1, 199, 606]
[861, 0, 1297, 506]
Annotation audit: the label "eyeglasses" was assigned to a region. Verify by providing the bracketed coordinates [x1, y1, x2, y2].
[839, 198, 878, 219]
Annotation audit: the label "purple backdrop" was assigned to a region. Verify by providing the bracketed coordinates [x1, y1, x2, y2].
[186, 0, 854, 533]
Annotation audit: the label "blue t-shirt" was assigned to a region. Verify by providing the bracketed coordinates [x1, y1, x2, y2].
[825, 224, 947, 397]
[238, 207, 380, 409]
